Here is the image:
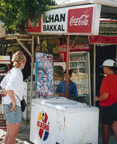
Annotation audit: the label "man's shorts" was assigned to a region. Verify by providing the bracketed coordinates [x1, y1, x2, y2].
[100, 102, 117, 125]
[3, 104, 22, 124]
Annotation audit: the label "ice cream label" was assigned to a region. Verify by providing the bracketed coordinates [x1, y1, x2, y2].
[37, 111, 49, 141]
[35, 53, 54, 98]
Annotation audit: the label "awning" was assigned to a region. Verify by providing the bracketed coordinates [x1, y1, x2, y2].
[54, 0, 117, 19]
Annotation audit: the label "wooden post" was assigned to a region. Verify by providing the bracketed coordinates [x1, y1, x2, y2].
[30, 35, 34, 101]
[66, 35, 70, 98]
[30, 35, 34, 122]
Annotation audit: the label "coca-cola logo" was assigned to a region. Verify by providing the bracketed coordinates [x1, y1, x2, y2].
[58, 45, 66, 52]
[70, 15, 89, 26]
[28, 20, 39, 28]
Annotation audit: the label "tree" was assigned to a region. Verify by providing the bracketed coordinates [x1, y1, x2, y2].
[0, 0, 55, 34]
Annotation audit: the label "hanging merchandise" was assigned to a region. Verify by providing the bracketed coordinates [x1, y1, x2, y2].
[0, 114, 7, 129]
[35, 53, 54, 98]
[42, 40, 48, 52]
[53, 45, 58, 54]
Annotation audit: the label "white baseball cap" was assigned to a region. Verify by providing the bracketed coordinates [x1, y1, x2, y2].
[99, 59, 115, 67]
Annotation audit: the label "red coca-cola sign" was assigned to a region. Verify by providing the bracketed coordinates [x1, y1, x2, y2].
[89, 36, 117, 44]
[58, 44, 90, 62]
[27, 19, 41, 33]
[68, 7, 93, 33]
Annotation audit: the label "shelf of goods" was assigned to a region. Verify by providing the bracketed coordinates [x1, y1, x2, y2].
[71, 73, 88, 96]
[0, 56, 10, 128]
[0, 72, 6, 129]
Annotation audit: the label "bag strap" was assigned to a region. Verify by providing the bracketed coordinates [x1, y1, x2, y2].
[14, 93, 21, 102]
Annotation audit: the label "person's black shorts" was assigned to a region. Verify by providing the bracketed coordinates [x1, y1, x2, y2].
[100, 102, 117, 125]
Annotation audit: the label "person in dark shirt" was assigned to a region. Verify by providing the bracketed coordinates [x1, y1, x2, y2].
[55, 69, 78, 99]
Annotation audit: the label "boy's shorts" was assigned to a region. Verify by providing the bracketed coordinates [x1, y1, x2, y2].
[100, 102, 117, 125]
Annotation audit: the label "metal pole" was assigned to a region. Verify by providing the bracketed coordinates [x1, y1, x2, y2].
[93, 44, 96, 106]
[87, 52, 91, 106]
[116, 45, 117, 63]
[66, 35, 70, 98]
[30, 35, 34, 121]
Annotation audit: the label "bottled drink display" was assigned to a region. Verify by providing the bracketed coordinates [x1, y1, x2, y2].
[70, 52, 91, 105]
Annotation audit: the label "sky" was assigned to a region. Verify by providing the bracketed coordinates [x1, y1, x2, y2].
[55, 0, 76, 5]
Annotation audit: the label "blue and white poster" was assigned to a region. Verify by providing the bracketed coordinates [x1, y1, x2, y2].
[35, 53, 54, 98]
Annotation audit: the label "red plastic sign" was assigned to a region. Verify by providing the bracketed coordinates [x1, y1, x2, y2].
[67, 7, 93, 33]
[27, 19, 41, 33]
[89, 36, 117, 44]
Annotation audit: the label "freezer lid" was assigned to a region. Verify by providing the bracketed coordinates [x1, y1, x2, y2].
[32, 97, 84, 105]
[32, 97, 99, 112]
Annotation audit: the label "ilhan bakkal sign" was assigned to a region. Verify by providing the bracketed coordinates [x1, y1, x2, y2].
[27, 4, 101, 35]
[42, 8, 68, 33]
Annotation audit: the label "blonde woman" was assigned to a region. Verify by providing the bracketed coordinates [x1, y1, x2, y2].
[0, 51, 26, 144]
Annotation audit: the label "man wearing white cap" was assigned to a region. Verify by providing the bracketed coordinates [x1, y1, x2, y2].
[95, 59, 117, 144]
[99, 59, 116, 68]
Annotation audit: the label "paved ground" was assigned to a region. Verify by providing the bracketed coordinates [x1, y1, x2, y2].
[99, 136, 116, 144]
[0, 119, 117, 144]
[98, 128, 116, 144]
[0, 119, 32, 144]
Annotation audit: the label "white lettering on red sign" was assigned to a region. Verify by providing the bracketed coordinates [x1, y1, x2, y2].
[58, 44, 90, 52]
[37, 121, 49, 131]
[28, 20, 39, 27]
[70, 15, 89, 26]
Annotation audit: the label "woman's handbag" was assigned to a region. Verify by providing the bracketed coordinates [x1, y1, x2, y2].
[20, 98, 26, 112]
[15, 94, 26, 112]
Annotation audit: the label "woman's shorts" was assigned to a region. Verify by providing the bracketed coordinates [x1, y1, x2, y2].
[3, 104, 22, 124]
[100, 102, 117, 125]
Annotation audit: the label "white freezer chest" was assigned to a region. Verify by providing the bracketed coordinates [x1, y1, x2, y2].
[30, 97, 99, 144]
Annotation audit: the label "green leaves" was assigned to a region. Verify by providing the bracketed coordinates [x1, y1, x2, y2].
[0, 0, 55, 33]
